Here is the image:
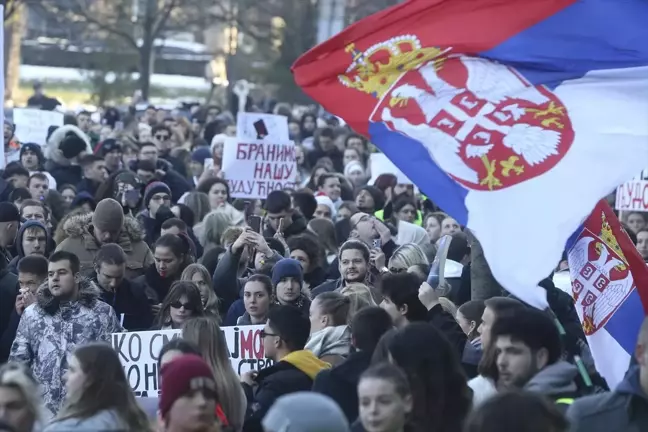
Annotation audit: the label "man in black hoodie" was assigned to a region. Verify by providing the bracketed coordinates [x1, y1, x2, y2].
[92, 244, 153, 331]
[312, 307, 393, 422]
[262, 190, 308, 240]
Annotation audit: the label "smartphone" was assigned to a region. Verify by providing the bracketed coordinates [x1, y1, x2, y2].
[248, 215, 262, 233]
[372, 238, 382, 249]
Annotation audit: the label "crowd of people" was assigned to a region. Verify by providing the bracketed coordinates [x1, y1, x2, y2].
[0, 98, 646, 432]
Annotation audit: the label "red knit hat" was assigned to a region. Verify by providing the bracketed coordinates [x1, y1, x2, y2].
[159, 354, 217, 418]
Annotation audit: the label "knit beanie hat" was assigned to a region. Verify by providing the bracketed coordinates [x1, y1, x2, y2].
[262, 392, 350, 432]
[315, 194, 337, 219]
[92, 198, 124, 233]
[344, 160, 364, 177]
[359, 185, 386, 211]
[19, 143, 44, 164]
[191, 146, 212, 164]
[0, 203, 20, 223]
[159, 354, 217, 419]
[143, 181, 172, 209]
[271, 258, 303, 289]
[59, 132, 88, 159]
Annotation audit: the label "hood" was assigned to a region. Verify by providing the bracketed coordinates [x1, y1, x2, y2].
[616, 366, 648, 401]
[36, 277, 102, 315]
[45, 125, 93, 165]
[523, 361, 578, 396]
[61, 211, 146, 246]
[282, 350, 331, 380]
[15, 220, 52, 258]
[396, 220, 430, 246]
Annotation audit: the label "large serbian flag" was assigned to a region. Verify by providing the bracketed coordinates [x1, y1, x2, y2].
[566, 201, 648, 387]
[293, 0, 648, 309]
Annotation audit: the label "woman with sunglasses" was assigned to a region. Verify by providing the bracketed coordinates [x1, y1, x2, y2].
[153, 281, 204, 330]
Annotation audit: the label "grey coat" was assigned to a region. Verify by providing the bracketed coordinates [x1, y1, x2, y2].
[44, 409, 125, 431]
[9, 279, 122, 416]
[567, 367, 648, 432]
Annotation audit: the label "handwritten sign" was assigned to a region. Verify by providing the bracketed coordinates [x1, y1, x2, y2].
[237, 113, 289, 142]
[615, 180, 648, 212]
[223, 137, 297, 199]
[111, 325, 272, 397]
[13, 108, 64, 146]
[369, 153, 413, 185]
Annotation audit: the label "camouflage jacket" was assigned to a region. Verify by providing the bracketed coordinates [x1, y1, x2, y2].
[9, 279, 122, 417]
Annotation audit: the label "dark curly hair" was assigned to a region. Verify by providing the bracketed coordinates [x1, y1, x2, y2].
[287, 234, 324, 272]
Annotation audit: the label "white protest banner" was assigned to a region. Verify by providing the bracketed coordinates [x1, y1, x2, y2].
[615, 180, 648, 212]
[237, 113, 289, 142]
[111, 325, 272, 397]
[13, 108, 64, 146]
[223, 137, 297, 199]
[369, 153, 413, 185]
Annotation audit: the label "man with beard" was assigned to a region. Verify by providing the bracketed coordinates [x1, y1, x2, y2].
[9, 251, 121, 416]
[311, 239, 371, 297]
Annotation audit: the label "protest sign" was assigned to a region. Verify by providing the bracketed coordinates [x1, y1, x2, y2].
[223, 137, 297, 199]
[615, 180, 648, 212]
[13, 108, 64, 146]
[111, 325, 272, 397]
[369, 153, 413, 185]
[237, 113, 289, 142]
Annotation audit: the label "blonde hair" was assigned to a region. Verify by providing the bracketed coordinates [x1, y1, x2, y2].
[340, 283, 378, 318]
[181, 264, 220, 322]
[182, 318, 245, 431]
[388, 243, 429, 271]
[0, 363, 44, 425]
[201, 210, 234, 248]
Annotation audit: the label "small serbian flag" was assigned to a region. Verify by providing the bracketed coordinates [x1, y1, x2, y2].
[566, 201, 648, 387]
[292, 0, 648, 309]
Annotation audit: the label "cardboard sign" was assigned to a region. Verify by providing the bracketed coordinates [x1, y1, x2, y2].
[237, 113, 289, 142]
[111, 325, 272, 397]
[223, 137, 297, 199]
[13, 108, 64, 146]
[369, 153, 413, 185]
[615, 180, 648, 212]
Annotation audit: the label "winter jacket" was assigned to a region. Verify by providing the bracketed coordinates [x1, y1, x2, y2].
[161, 152, 188, 178]
[75, 177, 102, 198]
[9, 279, 122, 416]
[91, 271, 153, 331]
[262, 211, 309, 240]
[44, 409, 126, 431]
[55, 212, 153, 279]
[44, 125, 93, 187]
[307, 147, 344, 173]
[8, 220, 53, 275]
[325, 239, 398, 281]
[0, 268, 19, 360]
[426, 304, 477, 377]
[243, 350, 331, 432]
[567, 366, 648, 432]
[134, 264, 181, 305]
[306, 325, 351, 365]
[524, 360, 580, 404]
[311, 278, 344, 298]
[303, 266, 328, 291]
[312, 350, 372, 422]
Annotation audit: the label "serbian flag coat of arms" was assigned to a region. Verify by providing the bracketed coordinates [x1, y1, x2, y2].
[566, 201, 648, 387]
[293, 0, 648, 308]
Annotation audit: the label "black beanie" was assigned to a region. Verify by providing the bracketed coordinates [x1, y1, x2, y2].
[59, 132, 87, 159]
[360, 185, 386, 211]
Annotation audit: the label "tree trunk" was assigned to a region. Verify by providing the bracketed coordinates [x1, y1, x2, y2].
[139, 43, 154, 101]
[3, 2, 23, 103]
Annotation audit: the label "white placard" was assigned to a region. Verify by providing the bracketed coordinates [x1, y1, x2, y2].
[223, 137, 297, 199]
[369, 153, 413, 185]
[237, 113, 289, 142]
[13, 108, 64, 146]
[615, 180, 648, 212]
[111, 325, 272, 397]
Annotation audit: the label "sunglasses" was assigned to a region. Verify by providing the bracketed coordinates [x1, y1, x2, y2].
[170, 301, 194, 311]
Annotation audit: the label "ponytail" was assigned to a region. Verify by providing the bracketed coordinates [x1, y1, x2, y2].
[316, 291, 352, 326]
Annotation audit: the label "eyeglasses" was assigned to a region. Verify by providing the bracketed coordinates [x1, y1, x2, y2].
[260, 330, 278, 338]
[170, 301, 194, 310]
